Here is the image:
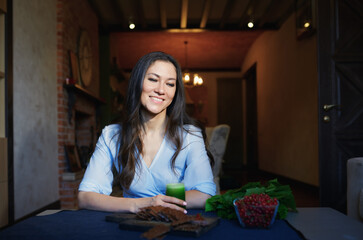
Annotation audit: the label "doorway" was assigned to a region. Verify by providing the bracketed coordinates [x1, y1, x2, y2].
[242, 64, 258, 169]
[217, 78, 243, 171]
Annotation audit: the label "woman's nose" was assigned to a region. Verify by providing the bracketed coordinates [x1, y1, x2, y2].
[155, 82, 165, 94]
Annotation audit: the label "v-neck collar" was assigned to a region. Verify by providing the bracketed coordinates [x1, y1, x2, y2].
[140, 134, 166, 170]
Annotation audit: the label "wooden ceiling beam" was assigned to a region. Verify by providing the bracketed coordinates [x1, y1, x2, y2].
[258, 0, 276, 27]
[219, 0, 236, 29]
[180, 0, 188, 29]
[159, 0, 167, 29]
[200, 0, 211, 29]
[88, 0, 296, 32]
[87, 0, 108, 31]
[109, 0, 126, 29]
[277, 1, 295, 27]
[134, 0, 147, 29]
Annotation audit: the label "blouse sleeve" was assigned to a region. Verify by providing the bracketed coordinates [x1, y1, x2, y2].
[183, 127, 216, 196]
[78, 125, 119, 195]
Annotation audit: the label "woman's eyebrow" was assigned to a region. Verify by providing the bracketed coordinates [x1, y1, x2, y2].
[147, 72, 176, 81]
[147, 73, 160, 78]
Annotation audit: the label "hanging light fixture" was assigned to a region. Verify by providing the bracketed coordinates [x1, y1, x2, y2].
[182, 41, 203, 87]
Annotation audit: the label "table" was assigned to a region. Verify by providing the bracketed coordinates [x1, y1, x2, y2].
[0, 209, 302, 240]
[286, 207, 363, 240]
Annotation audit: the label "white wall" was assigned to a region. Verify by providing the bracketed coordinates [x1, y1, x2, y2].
[13, 0, 58, 219]
[242, 14, 319, 186]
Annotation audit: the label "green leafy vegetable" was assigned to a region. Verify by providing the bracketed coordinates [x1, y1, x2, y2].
[205, 179, 297, 219]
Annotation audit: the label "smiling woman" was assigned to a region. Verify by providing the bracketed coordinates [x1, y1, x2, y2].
[140, 60, 177, 119]
[78, 52, 216, 214]
[140, 61, 177, 168]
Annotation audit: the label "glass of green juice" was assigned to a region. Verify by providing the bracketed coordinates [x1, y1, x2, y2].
[166, 183, 185, 201]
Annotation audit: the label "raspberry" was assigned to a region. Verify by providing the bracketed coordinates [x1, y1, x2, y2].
[235, 193, 278, 228]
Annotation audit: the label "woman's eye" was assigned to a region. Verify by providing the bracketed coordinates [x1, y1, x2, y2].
[148, 78, 157, 82]
[167, 83, 175, 87]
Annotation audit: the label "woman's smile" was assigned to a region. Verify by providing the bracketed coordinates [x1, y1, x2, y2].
[150, 96, 164, 103]
[141, 60, 177, 116]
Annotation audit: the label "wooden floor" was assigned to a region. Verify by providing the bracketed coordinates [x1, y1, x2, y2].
[220, 168, 320, 208]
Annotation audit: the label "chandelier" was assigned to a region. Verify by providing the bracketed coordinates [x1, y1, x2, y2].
[182, 41, 203, 87]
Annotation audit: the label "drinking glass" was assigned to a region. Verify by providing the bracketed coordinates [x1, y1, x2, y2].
[166, 183, 185, 201]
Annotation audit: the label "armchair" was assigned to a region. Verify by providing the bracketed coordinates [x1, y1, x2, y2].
[206, 124, 230, 195]
[347, 157, 363, 222]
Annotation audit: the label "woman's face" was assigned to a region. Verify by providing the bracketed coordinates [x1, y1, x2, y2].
[141, 60, 177, 118]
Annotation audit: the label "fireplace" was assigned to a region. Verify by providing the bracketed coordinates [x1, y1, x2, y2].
[59, 84, 104, 209]
[56, 0, 100, 209]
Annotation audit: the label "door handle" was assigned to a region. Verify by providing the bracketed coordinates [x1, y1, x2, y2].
[323, 104, 341, 111]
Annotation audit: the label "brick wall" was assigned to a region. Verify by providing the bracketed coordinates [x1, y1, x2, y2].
[56, 0, 99, 209]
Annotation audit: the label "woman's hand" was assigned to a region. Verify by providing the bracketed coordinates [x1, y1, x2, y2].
[133, 194, 187, 213]
[78, 191, 187, 214]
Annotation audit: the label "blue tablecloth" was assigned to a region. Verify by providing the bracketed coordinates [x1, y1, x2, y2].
[0, 209, 304, 240]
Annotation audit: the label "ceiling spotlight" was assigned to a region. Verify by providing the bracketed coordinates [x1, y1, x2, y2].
[129, 22, 135, 30]
[128, 17, 135, 30]
[304, 22, 310, 28]
[247, 21, 254, 28]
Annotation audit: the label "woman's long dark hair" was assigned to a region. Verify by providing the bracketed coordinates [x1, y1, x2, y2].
[113, 51, 214, 190]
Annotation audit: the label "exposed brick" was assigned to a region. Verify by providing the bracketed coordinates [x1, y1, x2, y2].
[61, 181, 82, 189]
[60, 202, 79, 210]
[60, 189, 77, 196]
[57, 0, 99, 208]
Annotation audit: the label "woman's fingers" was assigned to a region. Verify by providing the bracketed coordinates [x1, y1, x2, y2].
[163, 202, 187, 213]
[151, 195, 187, 213]
[161, 195, 186, 206]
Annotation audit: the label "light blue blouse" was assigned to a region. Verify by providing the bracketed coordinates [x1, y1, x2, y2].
[78, 124, 216, 198]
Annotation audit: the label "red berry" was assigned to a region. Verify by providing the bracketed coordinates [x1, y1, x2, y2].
[236, 193, 278, 228]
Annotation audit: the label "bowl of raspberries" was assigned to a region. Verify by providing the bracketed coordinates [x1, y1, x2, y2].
[233, 193, 279, 228]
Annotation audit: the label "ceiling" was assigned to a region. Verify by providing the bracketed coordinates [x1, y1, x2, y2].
[88, 0, 296, 70]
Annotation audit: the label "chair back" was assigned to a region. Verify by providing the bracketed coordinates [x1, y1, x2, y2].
[347, 157, 363, 222]
[206, 124, 230, 194]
